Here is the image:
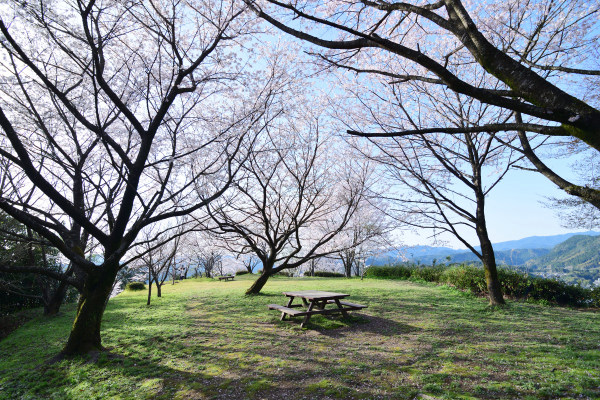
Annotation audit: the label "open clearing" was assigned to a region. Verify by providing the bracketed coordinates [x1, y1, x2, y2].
[1, 275, 599, 399]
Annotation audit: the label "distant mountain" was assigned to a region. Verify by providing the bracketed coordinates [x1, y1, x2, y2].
[441, 248, 550, 266]
[490, 231, 600, 251]
[369, 231, 600, 286]
[389, 231, 600, 264]
[523, 235, 600, 285]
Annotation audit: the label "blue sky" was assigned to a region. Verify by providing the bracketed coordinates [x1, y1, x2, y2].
[400, 155, 592, 249]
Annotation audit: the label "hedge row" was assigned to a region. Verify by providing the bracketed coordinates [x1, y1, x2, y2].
[235, 270, 251, 275]
[364, 264, 600, 307]
[303, 271, 345, 278]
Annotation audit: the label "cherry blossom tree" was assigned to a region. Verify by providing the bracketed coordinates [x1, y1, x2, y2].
[246, 0, 600, 210]
[361, 79, 521, 304]
[0, 0, 274, 356]
[336, 198, 394, 277]
[204, 112, 369, 294]
[130, 225, 183, 305]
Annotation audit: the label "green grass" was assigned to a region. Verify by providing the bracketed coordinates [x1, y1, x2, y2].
[1, 275, 599, 399]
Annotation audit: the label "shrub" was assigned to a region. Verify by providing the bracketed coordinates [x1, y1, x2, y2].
[364, 265, 412, 279]
[496, 268, 531, 297]
[439, 264, 487, 294]
[410, 266, 444, 282]
[275, 271, 293, 277]
[308, 271, 345, 278]
[126, 282, 146, 291]
[235, 270, 250, 275]
[363, 262, 600, 308]
[590, 286, 600, 307]
[526, 276, 590, 306]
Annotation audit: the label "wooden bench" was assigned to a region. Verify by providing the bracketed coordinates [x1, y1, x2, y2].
[327, 300, 367, 310]
[268, 304, 306, 321]
[269, 301, 368, 326]
[269, 291, 368, 327]
[218, 275, 235, 281]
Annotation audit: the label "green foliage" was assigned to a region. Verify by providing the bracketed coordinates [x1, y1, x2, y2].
[410, 266, 444, 282]
[366, 263, 600, 307]
[0, 212, 65, 314]
[235, 270, 250, 275]
[440, 265, 487, 294]
[125, 282, 146, 291]
[305, 271, 345, 277]
[363, 265, 412, 279]
[274, 270, 293, 277]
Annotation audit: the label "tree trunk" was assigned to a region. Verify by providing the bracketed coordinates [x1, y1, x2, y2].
[156, 282, 162, 297]
[60, 269, 116, 356]
[43, 280, 70, 316]
[246, 262, 274, 295]
[147, 276, 152, 306]
[479, 235, 504, 306]
[475, 193, 505, 306]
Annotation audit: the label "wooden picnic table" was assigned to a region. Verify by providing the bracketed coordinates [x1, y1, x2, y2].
[268, 290, 367, 328]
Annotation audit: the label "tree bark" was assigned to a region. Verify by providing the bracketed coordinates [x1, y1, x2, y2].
[147, 274, 152, 306]
[246, 261, 274, 294]
[43, 280, 70, 316]
[60, 269, 116, 356]
[475, 192, 505, 306]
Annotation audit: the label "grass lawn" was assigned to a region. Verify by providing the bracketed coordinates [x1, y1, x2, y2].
[0, 275, 599, 399]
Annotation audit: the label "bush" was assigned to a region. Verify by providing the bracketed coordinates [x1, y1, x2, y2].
[590, 286, 600, 307]
[496, 268, 530, 297]
[526, 276, 590, 307]
[364, 265, 412, 279]
[410, 266, 445, 282]
[304, 271, 345, 278]
[235, 270, 250, 275]
[275, 271, 294, 277]
[126, 282, 146, 291]
[440, 265, 487, 294]
[361, 262, 600, 308]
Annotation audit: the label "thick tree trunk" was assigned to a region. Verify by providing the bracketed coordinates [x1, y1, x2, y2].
[246, 262, 274, 294]
[156, 282, 162, 297]
[60, 269, 116, 356]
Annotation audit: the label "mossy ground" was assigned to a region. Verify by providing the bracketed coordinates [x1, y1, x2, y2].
[0, 275, 598, 399]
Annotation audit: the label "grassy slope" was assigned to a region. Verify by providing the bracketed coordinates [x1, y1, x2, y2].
[0, 276, 599, 400]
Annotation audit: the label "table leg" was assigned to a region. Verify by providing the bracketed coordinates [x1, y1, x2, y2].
[301, 301, 315, 328]
[281, 296, 295, 321]
[334, 299, 349, 318]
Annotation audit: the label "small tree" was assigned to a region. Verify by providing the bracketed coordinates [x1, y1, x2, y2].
[239, 255, 261, 274]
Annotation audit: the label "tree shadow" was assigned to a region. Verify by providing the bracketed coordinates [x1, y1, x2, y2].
[304, 314, 421, 337]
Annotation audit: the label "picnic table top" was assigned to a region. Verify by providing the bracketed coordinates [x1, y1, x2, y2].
[282, 290, 349, 300]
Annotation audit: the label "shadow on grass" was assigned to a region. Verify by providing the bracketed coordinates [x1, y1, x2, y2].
[310, 314, 421, 337]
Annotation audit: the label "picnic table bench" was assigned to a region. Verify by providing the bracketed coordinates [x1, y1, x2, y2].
[268, 290, 367, 328]
[218, 275, 235, 281]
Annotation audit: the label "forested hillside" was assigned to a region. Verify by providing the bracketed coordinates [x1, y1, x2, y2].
[524, 235, 600, 286]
